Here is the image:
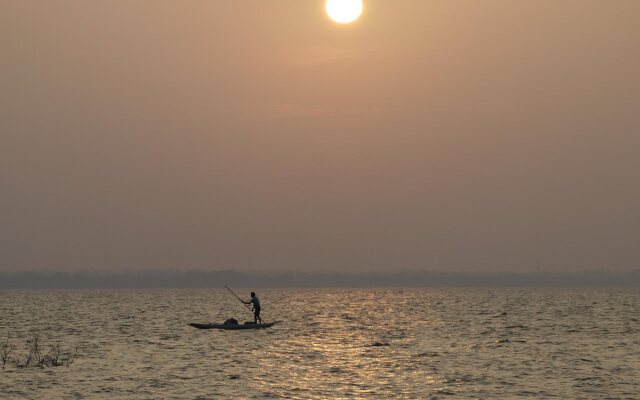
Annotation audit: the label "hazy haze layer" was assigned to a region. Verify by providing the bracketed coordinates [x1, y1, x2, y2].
[1, 1, 639, 272]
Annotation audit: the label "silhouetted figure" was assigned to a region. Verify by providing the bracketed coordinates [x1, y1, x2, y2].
[242, 292, 262, 324]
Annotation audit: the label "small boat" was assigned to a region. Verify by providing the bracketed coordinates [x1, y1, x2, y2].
[189, 321, 282, 330]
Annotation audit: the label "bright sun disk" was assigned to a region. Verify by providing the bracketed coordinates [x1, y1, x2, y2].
[326, 0, 363, 24]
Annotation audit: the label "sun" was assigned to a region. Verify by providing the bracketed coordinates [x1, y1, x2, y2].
[325, 0, 363, 24]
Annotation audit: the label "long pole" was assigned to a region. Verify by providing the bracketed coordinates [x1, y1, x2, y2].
[225, 285, 265, 322]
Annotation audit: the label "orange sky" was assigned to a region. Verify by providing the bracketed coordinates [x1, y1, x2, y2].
[1, 1, 639, 272]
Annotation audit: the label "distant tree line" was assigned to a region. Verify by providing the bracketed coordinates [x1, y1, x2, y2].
[1, 268, 639, 288]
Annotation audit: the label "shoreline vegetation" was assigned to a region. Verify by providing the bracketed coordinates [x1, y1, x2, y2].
[1, 269, 639, 289]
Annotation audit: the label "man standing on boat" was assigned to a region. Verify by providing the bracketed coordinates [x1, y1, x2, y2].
[242, 292, 262, 324]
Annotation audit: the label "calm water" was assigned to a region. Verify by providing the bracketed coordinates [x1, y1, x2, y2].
[1, 288, 639, 399]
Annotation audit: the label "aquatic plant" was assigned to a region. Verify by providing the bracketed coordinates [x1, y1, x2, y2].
[1, 334, 10, 370]
[1, 334, 78, 369]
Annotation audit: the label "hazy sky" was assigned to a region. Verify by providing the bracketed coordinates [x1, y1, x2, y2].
[1, 0, 639, 272]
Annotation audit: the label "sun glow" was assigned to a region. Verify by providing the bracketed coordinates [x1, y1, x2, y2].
[325, 0, 363, 24]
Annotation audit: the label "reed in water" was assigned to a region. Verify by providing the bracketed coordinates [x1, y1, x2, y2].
[1, 334, 77, 369]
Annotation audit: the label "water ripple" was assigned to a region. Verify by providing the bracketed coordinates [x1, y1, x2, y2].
[1, 288, 639, 398]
